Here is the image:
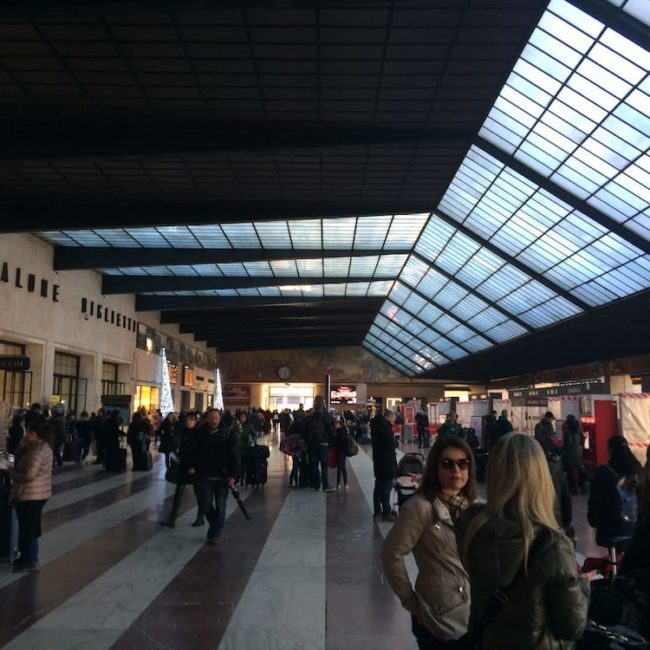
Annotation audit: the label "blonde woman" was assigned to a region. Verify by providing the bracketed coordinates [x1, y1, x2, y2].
[382, 436, 476, 649]
[459, 433, 589, 650]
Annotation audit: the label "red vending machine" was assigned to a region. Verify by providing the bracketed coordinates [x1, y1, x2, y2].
[583, 400, 618, 469]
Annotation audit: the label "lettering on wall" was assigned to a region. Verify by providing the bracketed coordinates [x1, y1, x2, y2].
[80, 297, 137, 333]
[0, 262, 60, 302]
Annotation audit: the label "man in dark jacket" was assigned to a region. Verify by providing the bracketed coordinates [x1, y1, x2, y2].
[190, 409, 240, 544]
[534, 411, 557, 456]
[491, 409, 513, 448]
[371, 410, 398, 522]
[415, 410, 430, 449]
[305, 403, 335, 492]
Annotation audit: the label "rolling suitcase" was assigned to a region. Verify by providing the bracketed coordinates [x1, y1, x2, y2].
[135, 450, 153, 471]
[106, 447, 127, 472]
[246, 446, 269, 486]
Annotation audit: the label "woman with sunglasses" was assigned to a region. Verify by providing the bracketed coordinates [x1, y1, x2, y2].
[382, 436, 476, 649]
[459, 433, 589, 650]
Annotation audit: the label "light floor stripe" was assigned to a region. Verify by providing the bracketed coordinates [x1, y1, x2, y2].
[218, 478, 327, 649]
[3, 488, 255, 650]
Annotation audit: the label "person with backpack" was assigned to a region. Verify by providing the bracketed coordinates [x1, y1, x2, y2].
[458, 433, 590, 649]
[587, 435, 642, 549]
[305, 400, 335, 492]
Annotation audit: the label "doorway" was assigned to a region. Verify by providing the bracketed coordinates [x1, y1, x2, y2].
[268, 384, 314, 411]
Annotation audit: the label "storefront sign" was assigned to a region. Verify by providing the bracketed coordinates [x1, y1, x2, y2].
[0, 355, 30, 371]
[80, 298, 137, 332]
[223, 385, 250, 405]
[1, 262, 60, 302]
[100, 394, 131, 405]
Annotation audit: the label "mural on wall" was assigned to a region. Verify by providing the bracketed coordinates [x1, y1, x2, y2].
[217, 345, 407, 383]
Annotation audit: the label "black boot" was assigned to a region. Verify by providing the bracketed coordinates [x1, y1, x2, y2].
[191, 516, 205, 527]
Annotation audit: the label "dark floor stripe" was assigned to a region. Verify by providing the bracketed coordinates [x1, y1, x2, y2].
[325, 461, 413, 650]
[0, 492, 178, 647]
[43, 472, 163, 532]
[110, 450, 291, 650]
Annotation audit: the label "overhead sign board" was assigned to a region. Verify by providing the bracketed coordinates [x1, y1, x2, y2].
[0, 355, 30, 372]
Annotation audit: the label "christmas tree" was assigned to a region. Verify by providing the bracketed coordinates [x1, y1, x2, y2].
[215, 368, 224, 411]
[159, 348, 174, 417]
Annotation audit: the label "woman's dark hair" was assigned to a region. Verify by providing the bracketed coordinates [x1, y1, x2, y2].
[418, 435, 477, 502]
[28, 417, 54, 447]
[608, 435, 642, 477]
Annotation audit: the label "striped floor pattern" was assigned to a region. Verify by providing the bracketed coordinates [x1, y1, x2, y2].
[0, 436, 600, 650]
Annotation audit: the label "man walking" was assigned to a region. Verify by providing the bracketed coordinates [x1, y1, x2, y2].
[190, 409, 240, 545]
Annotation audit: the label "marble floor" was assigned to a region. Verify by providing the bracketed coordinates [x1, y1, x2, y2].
[0, 435, 602, 650]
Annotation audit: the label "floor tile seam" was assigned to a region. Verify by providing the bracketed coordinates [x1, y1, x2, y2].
[0, 488, 186, 648]
[0, 480, 176, 593]
[110, 440, 290, 650]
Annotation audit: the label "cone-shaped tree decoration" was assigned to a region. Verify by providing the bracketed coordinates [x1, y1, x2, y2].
[215, 368, 224, 411]
[159, 347, 174, 417]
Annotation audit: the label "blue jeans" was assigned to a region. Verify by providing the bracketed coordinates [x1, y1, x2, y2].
[199, 479, 229, 540]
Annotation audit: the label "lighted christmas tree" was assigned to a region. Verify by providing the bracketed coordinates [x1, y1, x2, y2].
[215, 368, 224, 411]
[159, 348, 174, 417]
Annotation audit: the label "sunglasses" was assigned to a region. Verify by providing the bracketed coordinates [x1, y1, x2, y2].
[439, 458, 471, 470]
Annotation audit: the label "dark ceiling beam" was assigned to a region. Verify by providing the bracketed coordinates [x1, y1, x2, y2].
[210, 340, 367, 354]
[208, 332, 364, 347]
[195, 324, 368, 341]
[55, 247, 409, 271]
[567, 0, 650, 51]
[433, 210, 591, 312]
[1, 126, 473, 162]
[136, 294, 382, 311]
[179, 315, 368, 333]
[2, 201, 435, 233]
[161, 302, 383, 323]
[476, 138, 650, 256]
[0, 0, 427, 19]
[409, 250, 532, 335]
[104, 275, 380, 294]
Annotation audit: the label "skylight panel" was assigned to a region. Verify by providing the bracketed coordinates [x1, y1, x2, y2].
[453, 293, 490, 321]
[270, 260, 298, 277]
[345, 282, 370, 296]
[324, 258, 351, 276]
[38, 231, 78, 246]
[88, 229, 139, 247]
[419, 303, 444, 324]
[447, 324, 475, 344]
[389, 282, 411, 304]
[434, 283, 468, 311]
[253, 221, 290, 249]
[288, 220, 322, 248]
[400, 256, 429, 287]
[605, 0, 650, 25]
[375, 254, 408, 276]
[188, 225, 231, 248]
[192, 264, 222, 276]
[157, 226, 200, 248]
[257, 287, 282, 297]
[414, 216, 455, 261]
[215, 289, 238, 297]
[456, 249, 503, 288]
[499, 281, 557, 315]
[101, 268, 124, 276]
[445, 346, 468, 361]
[367, 281, 393, 296]
[349, 256, 379, 276]
[295, 259, 323, 276]
[242, 261, 273, 277]
[467, 308, 508, 331]
[485, 321, 528, 343]
[69, 231, 111, 247]
[218, 263, 247, 276]
[403, 293, 427, 316]
[463, 336, 493, 353]
[237, 288, 261, 297]
[323, 217, 355, 249]
[405, 319, 426, 336]
[221, 223, 260, 248]
[170, 265, 198, 276]
[435, 235, 480, 275]
[433, 313, 460, 335]
[126, 228, 170, 248]
[354, 215, 392, 249]
[116, 266, 150, 276]
[384, 214, 429, 248]
[307, 285, 324, 297]
[416, 268, 447, 297]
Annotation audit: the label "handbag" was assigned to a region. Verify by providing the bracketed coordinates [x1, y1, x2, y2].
[165, 460, 179, 484]
[345, 435, 359, 457]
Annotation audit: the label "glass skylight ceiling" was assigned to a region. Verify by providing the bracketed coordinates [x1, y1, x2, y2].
[365, 0, 650, 376]
[479, 0, 650, 241]
[144, 281, 394, 299]
[101, 254, 408, 279]
[38, 214, 429, 250]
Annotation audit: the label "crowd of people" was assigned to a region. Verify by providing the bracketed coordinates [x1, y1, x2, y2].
[2, 398, 649, 649]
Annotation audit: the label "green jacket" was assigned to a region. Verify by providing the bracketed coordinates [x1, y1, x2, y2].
[457, 507, 589, 650]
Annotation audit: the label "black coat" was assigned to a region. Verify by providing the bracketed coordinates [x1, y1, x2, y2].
[370, 416, 398, 480]
[192, 423, 240, 480]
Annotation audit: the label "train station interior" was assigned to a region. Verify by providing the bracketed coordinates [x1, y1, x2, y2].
[0, 0, 649, 647]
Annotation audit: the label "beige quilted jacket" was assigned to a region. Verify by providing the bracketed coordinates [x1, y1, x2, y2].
[10, 440, 53, 501]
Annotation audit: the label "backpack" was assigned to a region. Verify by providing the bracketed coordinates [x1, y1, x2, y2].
[306, 417, 327, 446]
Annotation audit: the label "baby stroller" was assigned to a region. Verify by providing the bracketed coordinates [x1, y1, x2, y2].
[394, 452, 425, 510]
